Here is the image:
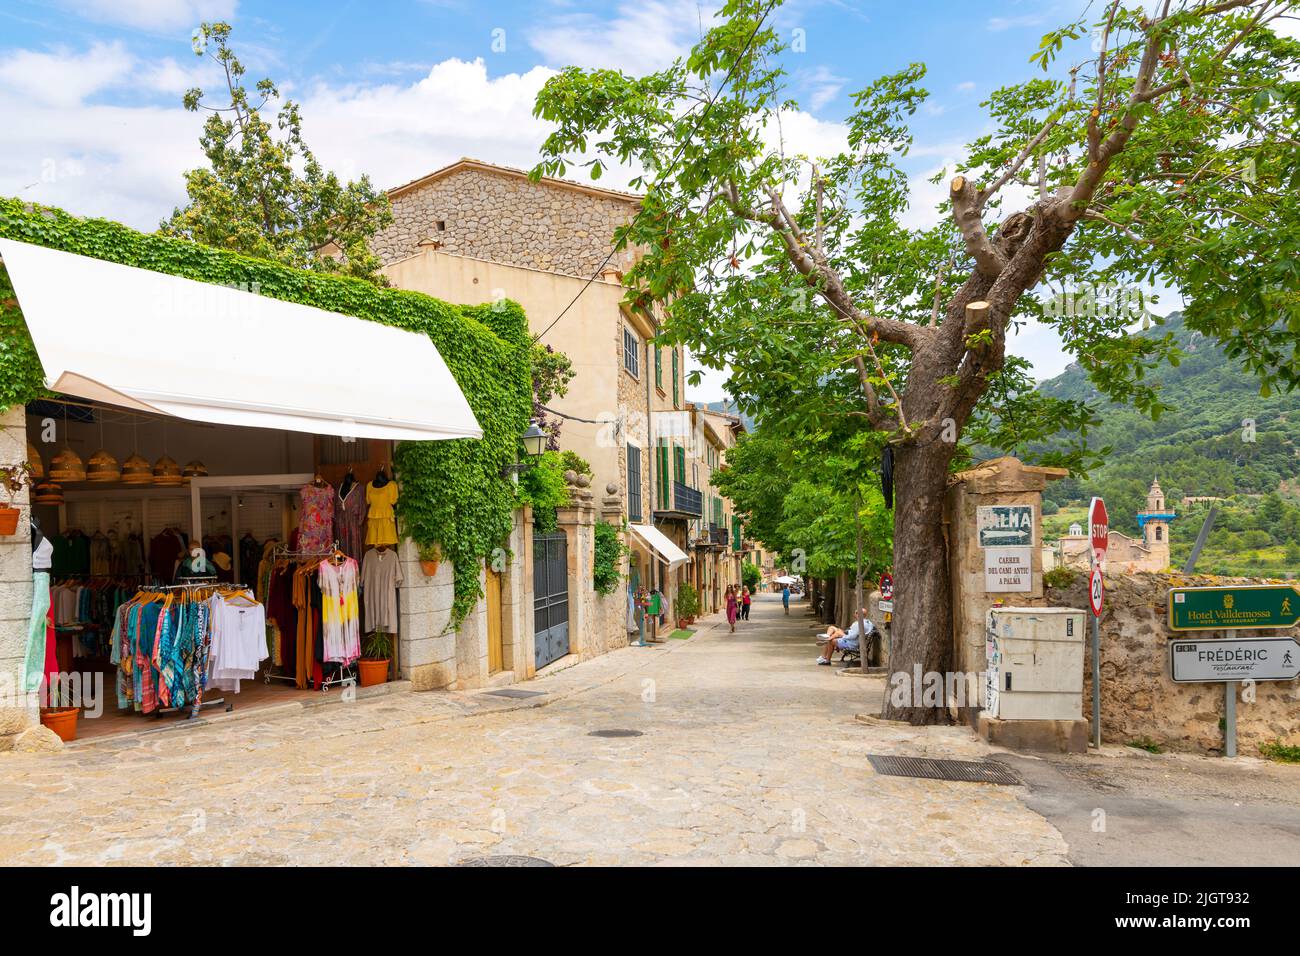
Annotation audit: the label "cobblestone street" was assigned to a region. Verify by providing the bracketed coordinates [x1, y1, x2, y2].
[0, 594, 1070, 866]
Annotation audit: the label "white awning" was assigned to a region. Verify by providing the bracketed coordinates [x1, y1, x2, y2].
[0, 238, 482, 442]
[627, 523, 688, 571]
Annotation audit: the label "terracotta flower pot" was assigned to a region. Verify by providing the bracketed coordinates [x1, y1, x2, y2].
[40, 706, 78, 742]
[0, 507, 20, 537]
[419, 559, 440, 577]
[357, 657, 390, 688]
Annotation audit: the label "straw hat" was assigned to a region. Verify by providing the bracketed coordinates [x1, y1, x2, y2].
[26, 442, 45, 480]
[121, 453, 152, 485]
[87, 448, 121, 482]
[32, 481, 64, 504]
[152, 455, 183, 486]
[49, 447, 86, 482]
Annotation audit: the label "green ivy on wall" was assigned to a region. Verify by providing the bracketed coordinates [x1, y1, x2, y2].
[0, 197, 533, 628]
[593, 519, 628, 595]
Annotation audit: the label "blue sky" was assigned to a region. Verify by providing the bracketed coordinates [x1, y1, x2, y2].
[0, 0, 1145, 395]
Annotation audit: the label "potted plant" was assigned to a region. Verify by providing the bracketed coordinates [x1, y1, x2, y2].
[0, 463, 31, 536]
[40, 676, 78, 741]
[358, 629, 392, 687]
[418, 544, 441, 578]
[674, 583, 700, 629]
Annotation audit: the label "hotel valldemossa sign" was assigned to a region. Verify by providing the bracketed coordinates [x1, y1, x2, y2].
[1167, 584, 1300, 631]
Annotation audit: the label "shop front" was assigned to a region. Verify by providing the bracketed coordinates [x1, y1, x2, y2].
[0, 237, 481, 745]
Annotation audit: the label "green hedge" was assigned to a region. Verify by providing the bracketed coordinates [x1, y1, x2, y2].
[0, 197, 533, 627]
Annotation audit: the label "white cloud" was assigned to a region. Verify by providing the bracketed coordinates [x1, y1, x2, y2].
[987, 14, 1047, 33]
[0, 41, 134, 107]
[526, 0, 710, 74]
[54, 0, 238, 32]
[956, 81, 976, 92]
[796, 65, 847, 112]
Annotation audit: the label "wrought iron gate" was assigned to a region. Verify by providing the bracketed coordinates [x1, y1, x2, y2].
[533, 531, 570, 669]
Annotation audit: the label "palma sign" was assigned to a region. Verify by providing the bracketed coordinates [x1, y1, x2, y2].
[1167, 585, 1300, 632]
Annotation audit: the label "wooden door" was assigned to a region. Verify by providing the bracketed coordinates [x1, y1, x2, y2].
[486, 568, 504, 673]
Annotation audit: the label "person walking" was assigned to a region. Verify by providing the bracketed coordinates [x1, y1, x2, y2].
[782, 583, 791, 615]
[741, 586, 752, 621]
[725, 585, 738, 633]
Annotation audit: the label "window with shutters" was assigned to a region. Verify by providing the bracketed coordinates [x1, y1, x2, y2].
[674, 445, 686, 483]
[627, 444, 642, 520]
[654, 346, 662, 390]
[671, 349, 680, 407]
[623, 327, 640, 378]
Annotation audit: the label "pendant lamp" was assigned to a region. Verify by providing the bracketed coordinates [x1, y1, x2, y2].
[87, 416, 120, 482]
[26, 441, 44, 481]
[121, 419, 151, 485]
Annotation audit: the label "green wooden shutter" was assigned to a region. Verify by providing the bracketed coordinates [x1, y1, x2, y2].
[655, 346, 662, 389]
[671, 349, 679, 407]
[674, 445, 685, 483]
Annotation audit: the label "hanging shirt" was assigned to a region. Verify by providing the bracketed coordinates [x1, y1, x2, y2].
[336, 482, 368, 559]
[361, 547, 402, 634]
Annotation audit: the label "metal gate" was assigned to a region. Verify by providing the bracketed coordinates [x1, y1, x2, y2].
[533, 531, 570, 669]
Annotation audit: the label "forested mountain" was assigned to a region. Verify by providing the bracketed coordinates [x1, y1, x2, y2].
[1035, 312, 1300, 576]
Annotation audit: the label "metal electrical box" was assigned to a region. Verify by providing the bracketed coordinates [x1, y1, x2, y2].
[983, 607, 1085, 721]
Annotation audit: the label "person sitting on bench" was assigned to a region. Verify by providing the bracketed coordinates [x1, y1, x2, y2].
[816, 612, 873, 665]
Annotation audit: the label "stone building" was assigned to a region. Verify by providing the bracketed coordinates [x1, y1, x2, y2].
[1059, 479, 1176, 572]
[377, 158, 737, 643]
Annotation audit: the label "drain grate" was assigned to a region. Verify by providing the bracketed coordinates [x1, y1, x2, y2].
[484, 688, 547, 699]
[588, 728, 643, 738]
[457, 855, 555, 867]
[867, 755, 1022, 786]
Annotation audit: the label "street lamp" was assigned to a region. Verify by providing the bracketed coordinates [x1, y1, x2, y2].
[503, 421, 547, 477]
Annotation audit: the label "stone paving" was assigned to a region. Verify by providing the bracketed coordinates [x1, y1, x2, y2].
[0, 594, 1070, 866]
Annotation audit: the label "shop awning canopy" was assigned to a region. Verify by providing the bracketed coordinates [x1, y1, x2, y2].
[0, 238, 482, 442]
[627, 523, 688, 571]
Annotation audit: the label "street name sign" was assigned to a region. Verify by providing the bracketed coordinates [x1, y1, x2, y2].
[976, 504, 1034, 548]
[1167, 585, 1300, 631]
[1169, 636, 1300, 683]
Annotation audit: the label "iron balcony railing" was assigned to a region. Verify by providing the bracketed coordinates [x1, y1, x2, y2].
[708, 524, 729, 546]
[671, 481, 703, 517]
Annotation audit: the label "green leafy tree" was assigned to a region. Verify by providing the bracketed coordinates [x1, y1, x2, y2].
[741, 561, 761, 590]
[534, 0, 1299, 723]
[162, 22, 392, 282]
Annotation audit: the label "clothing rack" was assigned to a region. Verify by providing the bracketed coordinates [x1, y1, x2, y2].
[134, 580, 254, 717]
[264, 547, 357, 692]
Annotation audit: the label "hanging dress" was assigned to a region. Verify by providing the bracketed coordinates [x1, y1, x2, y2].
[336, 482, 368, 559]
[364, 481, 399, 547]
[318, 557, 361, 664]
[297, 482, 335, 554]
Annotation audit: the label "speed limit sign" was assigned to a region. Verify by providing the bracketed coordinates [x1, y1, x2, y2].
[1089, 565, 1104, 616]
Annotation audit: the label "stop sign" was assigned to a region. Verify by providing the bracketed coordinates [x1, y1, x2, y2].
[1089, 497, 1109, 564]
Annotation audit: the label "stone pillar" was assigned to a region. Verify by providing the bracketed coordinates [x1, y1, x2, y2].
[944, 456, 1067, 719]
[503, 505, 535, 682]
[0, 405, 35, 747]
[598, 486, 629, 653]
[555, 479, 596, 660]
[454, 563, 489, 689]
[396, 538, 457, 690]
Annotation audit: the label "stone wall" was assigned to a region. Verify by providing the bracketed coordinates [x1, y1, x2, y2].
[1049, 570, 1300, 755]
[375, 164, 640, 278]
[0, 405, 37, 749]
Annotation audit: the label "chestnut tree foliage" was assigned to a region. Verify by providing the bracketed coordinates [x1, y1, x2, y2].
[533, 0, 1300, 721]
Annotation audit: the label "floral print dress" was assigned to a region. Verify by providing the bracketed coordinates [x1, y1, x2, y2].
[297, 483, 335, 554]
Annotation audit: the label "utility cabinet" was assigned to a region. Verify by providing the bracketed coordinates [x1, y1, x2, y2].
[983, 607, 1085, 721]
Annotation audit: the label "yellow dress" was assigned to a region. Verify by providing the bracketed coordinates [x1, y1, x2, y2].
[365, 481, 399, 547]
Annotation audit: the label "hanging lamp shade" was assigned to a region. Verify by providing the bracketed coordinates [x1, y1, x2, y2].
[26, 441, 45, 480]
[152, 455, 183, 486]
[182, 459, 208, 479]
[87, 448, 121, 482]
[49, 446, 86, 482]
[33, 480, 64, 504]
[121, 453, 152, 485]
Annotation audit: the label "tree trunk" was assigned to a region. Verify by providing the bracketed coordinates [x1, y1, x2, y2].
[822, 576, 837, 626]
[880, 439, 957, 724]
